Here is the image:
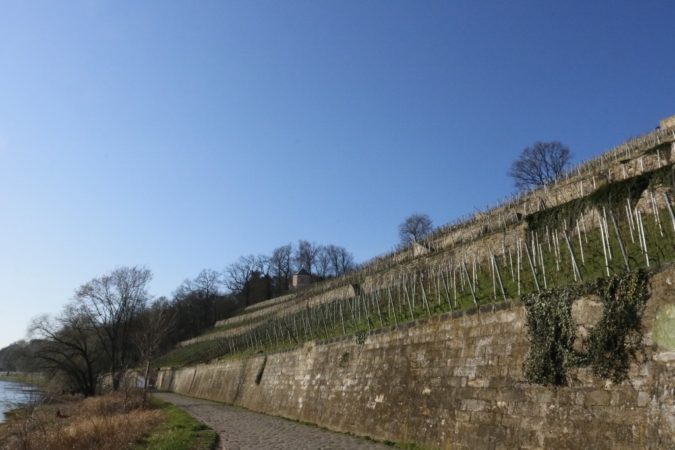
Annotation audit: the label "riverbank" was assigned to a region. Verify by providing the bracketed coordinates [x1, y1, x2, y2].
[0, 389, 217, 450]
[0, 380, 43, 423]
[0, 373, 46, 387]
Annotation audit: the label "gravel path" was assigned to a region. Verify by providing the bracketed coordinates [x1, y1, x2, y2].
[154, 392, 392, 450]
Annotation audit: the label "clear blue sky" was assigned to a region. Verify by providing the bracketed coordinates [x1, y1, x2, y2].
[1, 1, 674, 348]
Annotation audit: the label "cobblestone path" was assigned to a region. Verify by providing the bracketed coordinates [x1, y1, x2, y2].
[154, 393, 392, 450]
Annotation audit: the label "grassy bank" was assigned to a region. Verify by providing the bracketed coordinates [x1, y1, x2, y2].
[0, 390, 217, 450]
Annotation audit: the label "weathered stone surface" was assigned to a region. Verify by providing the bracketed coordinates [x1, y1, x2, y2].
[571, 295, 604, 353]
[654, 304, 675, 351]
[571, 295, 604, 327]
[157, 266, 675, 450]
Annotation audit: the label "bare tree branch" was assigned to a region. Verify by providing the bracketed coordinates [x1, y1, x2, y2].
[75, 266, 152, 391]
[399, 214, 433, 246]
[508, 141, 572, 190]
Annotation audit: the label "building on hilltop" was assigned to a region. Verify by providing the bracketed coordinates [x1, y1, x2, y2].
[290, 268, 313, 289]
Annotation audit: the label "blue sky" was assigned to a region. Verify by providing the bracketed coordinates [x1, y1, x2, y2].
[1, 1, 674, 348]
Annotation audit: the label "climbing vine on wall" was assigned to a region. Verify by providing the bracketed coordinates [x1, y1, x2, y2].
[522, 270, 650, 385]
[583, 270, 650, 382]
[522, 286, 583, 385]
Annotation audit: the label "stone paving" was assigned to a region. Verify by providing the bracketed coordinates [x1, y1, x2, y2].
[154, 393, 392, 450]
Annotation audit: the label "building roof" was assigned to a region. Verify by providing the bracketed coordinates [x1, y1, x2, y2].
[295, 268, 311, 276]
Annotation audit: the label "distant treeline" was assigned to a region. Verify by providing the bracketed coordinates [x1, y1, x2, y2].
[0, 240, 354, 396]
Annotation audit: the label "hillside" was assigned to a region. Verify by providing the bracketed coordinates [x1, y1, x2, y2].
[156, 120, 675, 368]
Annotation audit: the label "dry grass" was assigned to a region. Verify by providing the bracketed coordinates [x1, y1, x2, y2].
[1, 390, 164, 450]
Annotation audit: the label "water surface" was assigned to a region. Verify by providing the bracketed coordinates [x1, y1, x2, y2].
[0, 380, 41, 423]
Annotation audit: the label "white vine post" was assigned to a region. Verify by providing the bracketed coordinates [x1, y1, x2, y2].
[553, 229, 560, 272]
[581, 214, 588, 243]
[634, 206, 644, 253]
[516, 237, 522, 296]
[563, 231, 582, 281]
[650, 191, 664, 237]
[609, 209, 630, 271]
[491, 252, 507, 301]
[537, 241, 547, 289]
[664, 192, 675, 232]
[462, 260, 478, 306]
[576, 219, 585, 264]
[602, 207, 613, 260]
[508, 246, 515, 281]
[490, 255, 496, 300]
[637, 210, 650, 267]
[625, 199, 635, 243]
[524, 240, 540, 292]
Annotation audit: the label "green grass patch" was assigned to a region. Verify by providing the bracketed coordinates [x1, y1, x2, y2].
[136, 398, 217, 450]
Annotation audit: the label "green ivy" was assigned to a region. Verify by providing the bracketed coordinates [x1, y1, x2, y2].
[522, 270, 650, 385]
[522, 286, 583, 385]
[355, 330, 367, 345]
[583, 270, 649, 382]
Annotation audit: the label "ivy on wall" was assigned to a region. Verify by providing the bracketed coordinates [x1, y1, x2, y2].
[522, 286, 585, 385]
[584, 271, 650, 382]
[522, 270, 650, 385]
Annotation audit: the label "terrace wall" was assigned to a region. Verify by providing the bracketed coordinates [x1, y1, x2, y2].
[158, 266, 675, 450]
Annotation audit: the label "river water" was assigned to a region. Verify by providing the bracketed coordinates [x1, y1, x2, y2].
[0, 380, 41, 424]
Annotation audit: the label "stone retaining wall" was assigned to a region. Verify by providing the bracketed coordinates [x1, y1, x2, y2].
[158, 266, 675, 449]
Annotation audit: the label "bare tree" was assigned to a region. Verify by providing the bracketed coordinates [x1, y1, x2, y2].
[193, 269, 222, 324]
[295, 240, 320, 274]
[326, 244, 355, 276]
[224, 255, 271, 305]
[193, 269, 222, 298]
[134, 298, 175, 405]
[315, 246, 331, 278]
[224, 255, 257, 295]
[270, 244, 293, 290]
[170, 284, 238, 342]
[253, 254, 271, 276]
[75, 266, 152, 391]
[171, 278, 212, 333]
[399, 213, 433, 246]
[508, 141, 572, 190]
[30, 305, 102, 396]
